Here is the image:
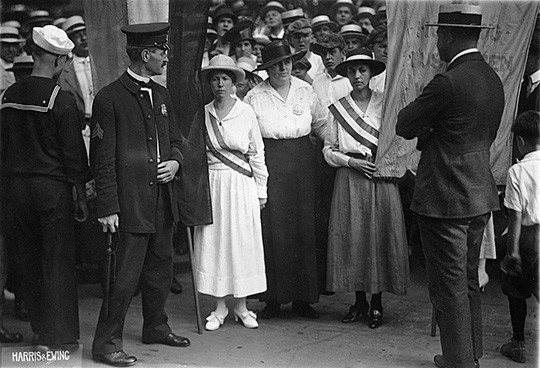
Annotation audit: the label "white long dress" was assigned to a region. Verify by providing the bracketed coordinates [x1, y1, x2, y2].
[194, 99, 268, 298]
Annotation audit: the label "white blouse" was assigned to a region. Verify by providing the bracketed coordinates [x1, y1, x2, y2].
[244, 76, 329, 141]
[205, 99, 269, 199]
[323, 91, 383, 168]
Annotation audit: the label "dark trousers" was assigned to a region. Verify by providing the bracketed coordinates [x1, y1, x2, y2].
[92, 186, 174, 355]
[4, 176, 79, 345]
[418, 213, 490, 368]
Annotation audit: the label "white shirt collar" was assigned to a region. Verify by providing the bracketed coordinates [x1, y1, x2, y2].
[450, 48, 479, 65]
[127, 67, 150, 84]
[73, 55, 89, 63]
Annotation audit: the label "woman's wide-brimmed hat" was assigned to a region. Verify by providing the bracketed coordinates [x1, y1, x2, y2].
[335, 48, 385, 77]
[425, 4, 493, 29]
[257, 39, 306, 70]
[201, 54, 245, 83]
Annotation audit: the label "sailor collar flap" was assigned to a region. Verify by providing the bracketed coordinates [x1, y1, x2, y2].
[1, 82, 61, 112]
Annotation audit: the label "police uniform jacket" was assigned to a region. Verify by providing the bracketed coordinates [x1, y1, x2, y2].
[1, 76, 89, 184]
[396, 52, 504, 219]
[90, 72, 183, 233]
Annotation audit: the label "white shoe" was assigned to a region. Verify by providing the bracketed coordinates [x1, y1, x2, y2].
[479, 272, 489, 291]
[205, 309, 228, 331]
[234, 309, 258, 329]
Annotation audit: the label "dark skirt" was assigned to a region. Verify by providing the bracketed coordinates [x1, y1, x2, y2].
[260, 135, 319, 304]
[327, 167, 410, 295]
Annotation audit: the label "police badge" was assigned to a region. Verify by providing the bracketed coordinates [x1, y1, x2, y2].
[161, 104, 168, 117]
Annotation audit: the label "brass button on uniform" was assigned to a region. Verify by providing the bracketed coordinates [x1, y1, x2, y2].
[149, 181, 154, 186]
[148, 158, 154, 163]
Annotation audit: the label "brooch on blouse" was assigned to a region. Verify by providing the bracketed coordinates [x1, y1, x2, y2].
[293, 104, 303, 116]
[161, 104, 168, 117]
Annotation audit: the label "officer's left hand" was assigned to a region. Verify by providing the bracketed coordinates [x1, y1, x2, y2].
[157, 160, 180, 184]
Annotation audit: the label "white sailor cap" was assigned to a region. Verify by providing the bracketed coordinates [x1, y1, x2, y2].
[33, 25, 74, 55]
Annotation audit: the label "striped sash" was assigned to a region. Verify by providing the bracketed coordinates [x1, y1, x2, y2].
[204, 110, 253, 177]
[328, 95, 379, 157]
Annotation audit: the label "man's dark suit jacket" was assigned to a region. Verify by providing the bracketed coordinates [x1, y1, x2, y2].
[396, 51, 504, 219]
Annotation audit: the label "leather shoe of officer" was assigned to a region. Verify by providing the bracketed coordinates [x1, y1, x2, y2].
[142, 332, 190, 347]
[0, 327, 23, 343]
[434, 354, 479, 368]
[93, 351, 137, 367]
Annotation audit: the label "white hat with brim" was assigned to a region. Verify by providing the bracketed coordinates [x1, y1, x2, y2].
[311, 15, 338, 32]
[201, 54, 245, 84]
[62, 15, 86, 35]
[2, 20, 22, 29]
[425, 4, 493, 29]
[33, 25, 74, 55]
[330, 0, 357, 18]
[335, 48, 385, 77]
[0, 26, 24, 43]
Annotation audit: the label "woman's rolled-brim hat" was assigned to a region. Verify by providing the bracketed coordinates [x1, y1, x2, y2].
[330, 0, 357, 18]
[201, 54, 245, 83]
[223, 20, 255, 47]
[259, 1, 286, 18]
[425, 4, 493, 29]
[335, 47, 385, 77]
[257, 39, 307, 70]
[311, 15, 338, 32]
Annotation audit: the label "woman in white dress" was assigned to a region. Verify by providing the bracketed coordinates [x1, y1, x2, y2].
[194, 55, 268, 331]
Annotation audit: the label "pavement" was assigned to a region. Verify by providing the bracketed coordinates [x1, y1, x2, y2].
[1, 259, 537, 368]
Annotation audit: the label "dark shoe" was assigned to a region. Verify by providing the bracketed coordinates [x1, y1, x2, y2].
[93, 351, 137, 367]
[368, 309, 383, 329]
[170, 278, 183, 294]
[433, 354, 479, 368]
[292, 301, 319, 319]
[142, 332, 190, 347]
[14, 299, 30, 321]
[342, 303, 369, 323]
[501, 338, 526, 363]
[37, 342, 79, 354]
[259, 301, 280, 319]
[0, 327, 23, 343]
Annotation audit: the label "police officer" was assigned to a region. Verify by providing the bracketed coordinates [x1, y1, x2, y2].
[90, 23, 188, 367]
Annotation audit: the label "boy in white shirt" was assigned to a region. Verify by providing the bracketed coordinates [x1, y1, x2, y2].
[500, 110, 540, 364]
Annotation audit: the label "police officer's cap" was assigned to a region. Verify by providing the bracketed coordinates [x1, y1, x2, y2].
[121, 23, 170, 51]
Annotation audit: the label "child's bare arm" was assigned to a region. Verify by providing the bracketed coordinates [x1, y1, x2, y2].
[501, 209, 523, 276]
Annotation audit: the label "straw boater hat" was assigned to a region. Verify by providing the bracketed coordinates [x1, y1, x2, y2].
[32, 25, 74, 55]
[330, 0, 357, 18]
[201, 54, 245, 83]
[281, 9, 304, 28]
[335, 48, 385, 77]
[340, 24, 368, 41]
[425, 4, 493, 29]
[353, 6, 376, 22]
[259, 1, 286, 18]
[62, 15, 86, 35]
[2, 20, 21, 29]
[0, 26, 24, 43]
[257, 39, 306, 70]
[6, 54, 33, 72]
[311, 15, 338, 33]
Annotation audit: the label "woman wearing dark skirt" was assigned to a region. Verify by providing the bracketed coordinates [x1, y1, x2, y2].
[323, 48, 410, 328]
[244, 40, 329, 319]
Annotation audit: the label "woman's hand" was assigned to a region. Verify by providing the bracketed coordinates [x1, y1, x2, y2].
[259, 198, 267, 210]
[349, 158, 376, 179]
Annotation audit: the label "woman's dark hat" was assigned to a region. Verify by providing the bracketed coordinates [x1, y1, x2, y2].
[335, 47, 385, 77]
[425, 4, 493, 29]
[223, 20, 255, 47]
[121, 23, 170, 50]
[293, 57, 311, 70]
[257, 39, 307, 70]
[212, 4, 238, 26]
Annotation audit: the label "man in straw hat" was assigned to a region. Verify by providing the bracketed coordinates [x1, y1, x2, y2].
[1, 25, 89, 349]
[90, 23, 190, 367]
[260, 0, 286, 40]
[0, 26, 24, 92]
[396, 4, 503, 368]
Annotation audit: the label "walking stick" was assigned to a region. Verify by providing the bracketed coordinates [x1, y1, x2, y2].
[186, 226, 203, 334]
[103, 231, 113, 319]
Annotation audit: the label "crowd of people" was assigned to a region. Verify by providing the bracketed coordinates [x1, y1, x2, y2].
[0, 1, 538, 368]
